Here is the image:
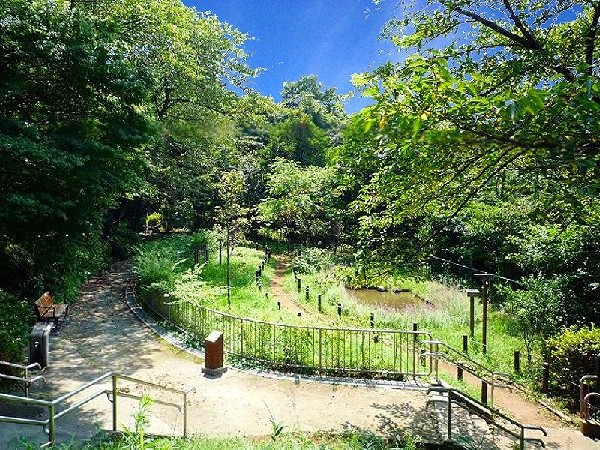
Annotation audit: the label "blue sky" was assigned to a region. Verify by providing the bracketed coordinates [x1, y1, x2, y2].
[184, 0, 401, 112]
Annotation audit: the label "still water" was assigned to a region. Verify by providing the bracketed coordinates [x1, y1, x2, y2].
[346, 288, 421, 310]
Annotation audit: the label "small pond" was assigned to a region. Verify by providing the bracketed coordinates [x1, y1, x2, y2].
[346, 288, 422, 310]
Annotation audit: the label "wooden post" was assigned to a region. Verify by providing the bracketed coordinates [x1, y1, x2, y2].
[369, 313, 375, 328]
[318, 294, 322, 313]
[475, 274, 491, 354]
[542, 362, 550, 393]
[305, 286, 310, 301]
[481, 380, 488, 405]
[457, 363, 463, 381]
[337, 303, 342, 316]
[514, 350, 521, 374]
[462, 334, 468, 354]
[469, 296, 475, 338]
[297, 278, 301, 293]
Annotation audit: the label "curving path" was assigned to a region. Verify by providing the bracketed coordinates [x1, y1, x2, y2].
[1, 262, 597, 449]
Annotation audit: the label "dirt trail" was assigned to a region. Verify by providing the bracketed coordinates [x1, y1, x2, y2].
[269, 255, 317, 320]
[1, 262, 597, 449]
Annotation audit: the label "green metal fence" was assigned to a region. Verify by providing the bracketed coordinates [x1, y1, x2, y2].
[139, 291, 433, 379]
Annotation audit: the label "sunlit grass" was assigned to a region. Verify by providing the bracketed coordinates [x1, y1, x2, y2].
[135, 235, 535, 378]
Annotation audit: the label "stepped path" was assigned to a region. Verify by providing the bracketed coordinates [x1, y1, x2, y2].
[1, 262, 598, 449]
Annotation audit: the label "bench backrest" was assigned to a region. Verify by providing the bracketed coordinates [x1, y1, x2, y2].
[35, 292, 54, 309]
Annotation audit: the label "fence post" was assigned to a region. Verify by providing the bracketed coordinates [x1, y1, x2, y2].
[447, 392, 452, 441]
[412, 323, 418, 379]
[183, 391, 188, 438]
[481, 380, 488, 405]
[514, 350, 521, 374]
[318, 294, 322, 312]
[318, 328, 323, 369]
[240, 318, 244, 357]
[369, 313, 375, 328]
[112, 374, 118, 432]
[469, 296, 475, 338]
[48, 403, 56, 446]
[297, 278, 301, 293]
[305, 286, 310, 301]
[462, 334, 468, 354]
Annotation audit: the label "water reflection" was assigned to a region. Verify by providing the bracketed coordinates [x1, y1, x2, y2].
[346, 288, 421, 310]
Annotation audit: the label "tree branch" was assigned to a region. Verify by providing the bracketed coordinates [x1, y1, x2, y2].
[502, 0, 540, 49]
[586, 3, 600, 76]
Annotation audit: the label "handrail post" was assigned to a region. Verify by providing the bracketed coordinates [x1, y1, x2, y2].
[447, 391, 452, 441]
[491, 372, 495, 411]
[183, 392, 188, 438]
[48, 403, 56, 446]
[112, 374, 118, 432]
[434, 341, 440, 382]
[520, 426, 525, 450]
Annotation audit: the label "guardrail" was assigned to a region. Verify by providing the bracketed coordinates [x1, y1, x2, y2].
[428, 386, 547, 450]
[0, 372, 193, 447]
[134, 285, 434, 379]
[426, 340, 513, 408]
[0, 361, 43, 397]
[581, 375, 600, 420]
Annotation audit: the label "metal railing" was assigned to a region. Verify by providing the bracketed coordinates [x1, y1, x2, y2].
[0, 372, 193, 447]
[428, 341, 513, 408]
[0, 361, 43, 397]
[135, 286, 434, 379]
[580, 375, 600, 420]
[428, 386, 547, 450]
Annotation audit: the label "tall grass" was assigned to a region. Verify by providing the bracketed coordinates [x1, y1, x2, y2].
[134, 236, 533, 377]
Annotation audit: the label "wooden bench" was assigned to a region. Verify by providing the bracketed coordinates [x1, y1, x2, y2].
[34, 292, 69, 327]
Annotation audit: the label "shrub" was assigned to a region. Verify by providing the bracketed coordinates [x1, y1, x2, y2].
[545, 326, 600, 396]
[0, 290, 34, 363]
[145, 212, 163, 231]
[293, 247, 335, 274]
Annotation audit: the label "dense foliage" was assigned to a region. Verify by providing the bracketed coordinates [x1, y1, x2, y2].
[4, 0, 600, 396]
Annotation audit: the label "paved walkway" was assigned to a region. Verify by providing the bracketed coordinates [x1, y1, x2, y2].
[1, 263, 598, 449]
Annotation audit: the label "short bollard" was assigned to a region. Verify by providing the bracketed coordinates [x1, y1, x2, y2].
[457, 364, 464, 382]
[337, 303, 342, 316]
[297, 312, 302, 317]
[514, 350, 521, 374]
[481, 380, 488, 405]
[412, 322, 418, 332]
[318, 294, 322, 312]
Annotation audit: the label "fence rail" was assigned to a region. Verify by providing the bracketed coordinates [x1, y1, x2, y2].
[0, 372, 191, 447]
[137, 288, 434, 379]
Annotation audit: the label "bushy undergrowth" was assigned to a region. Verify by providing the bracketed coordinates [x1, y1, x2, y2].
[545, 326, 600, 397]
[0, 290, 33, 363]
